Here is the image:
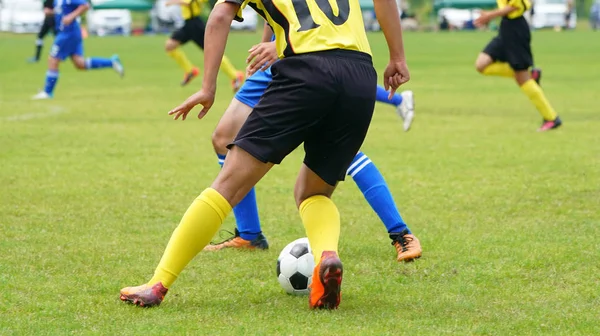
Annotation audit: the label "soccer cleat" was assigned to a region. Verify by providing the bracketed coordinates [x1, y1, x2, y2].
[111, 54, 125, 78]
[27, 56, 39, 63]
[538, 116, 562, 132]
[31, 91, 52, 100]
[203, 228, 269, 251]
[309, 251, 343, 310]
[531, 67, 542, 86]
[181, 67, 200, 86]
[390, 230, 422, 262]
[231, 71, 245, 92]
[397, 90, 415, 132]
[120, 282, 168, 307]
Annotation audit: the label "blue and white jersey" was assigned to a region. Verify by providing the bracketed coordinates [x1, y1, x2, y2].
[54, 0, 87, 35]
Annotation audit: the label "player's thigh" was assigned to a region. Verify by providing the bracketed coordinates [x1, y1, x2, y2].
[481, 36, 507, 65]
[303, 52, 377, 187]
[212, 98, 253, 151]
[230, 55, 338, 166]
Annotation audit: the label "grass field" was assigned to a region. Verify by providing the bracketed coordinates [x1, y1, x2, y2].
[1, 29, 599, 335]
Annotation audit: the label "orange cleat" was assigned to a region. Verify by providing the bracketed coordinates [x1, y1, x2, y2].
[120, 282, 168, 307]
[231, 71, 245, 92]
[204, 229, 268, 251]
[309, 251, 343, 310]
[391, 230, 422, 262]
[181, 67, 200, 86]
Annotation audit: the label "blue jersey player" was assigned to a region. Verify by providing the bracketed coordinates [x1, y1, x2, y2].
[32, 0, 124, 100]
[205, 25, 421, 262]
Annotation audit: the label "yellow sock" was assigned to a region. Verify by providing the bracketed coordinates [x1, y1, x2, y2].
[482, 62, 515, 78]
[219, 55, 239, 80]
[520, 79, 558, 120]
[299, 195, 340, 264]
[167, 48, 194, 73]
[149, 188, 232, 288]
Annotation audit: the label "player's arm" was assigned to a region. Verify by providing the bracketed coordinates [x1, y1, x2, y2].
[374, 0, 410, 95]
[261, 21, 273, 43]
[62, 2, 90, 25]
[475, 4, 517, 26]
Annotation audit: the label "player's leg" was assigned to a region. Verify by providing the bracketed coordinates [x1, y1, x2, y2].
[32, 55, 61, 100]
[375, 85, 415, 131]
[70, 41, 124, 77]
[166, 24, 198, 86]
[297, 51, 377, 309]
[120, 145, 274, 307]
[28, 14, 54, 63]
[347, 152, 422, 261]
[506, 25, 561, 131]
[475, 37, 515, 78]
[189, 18, 244, 91]
[204, 70, 274, 250]
[204, 99, 267, 251]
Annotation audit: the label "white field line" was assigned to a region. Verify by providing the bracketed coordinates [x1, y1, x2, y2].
[2, 106, 67, 122]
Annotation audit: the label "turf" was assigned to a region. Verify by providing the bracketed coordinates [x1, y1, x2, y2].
[0, 29, 599, 335]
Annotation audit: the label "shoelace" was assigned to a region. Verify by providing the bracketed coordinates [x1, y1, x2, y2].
[209, 229, 237, 245]
[392, 235, 412, 252]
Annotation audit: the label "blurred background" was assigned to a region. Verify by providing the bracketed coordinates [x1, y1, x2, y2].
[1, 0, 598, 37]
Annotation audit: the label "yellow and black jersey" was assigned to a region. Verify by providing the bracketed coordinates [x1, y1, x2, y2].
[217, 0, 371, 58]
[497, 0, 531, 19]
[181, 0, 206, 20]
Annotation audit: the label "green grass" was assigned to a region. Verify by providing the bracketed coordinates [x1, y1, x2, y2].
[1, 30, 599, 335]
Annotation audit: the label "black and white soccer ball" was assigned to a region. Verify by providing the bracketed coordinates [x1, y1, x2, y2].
[276, 237, 315, 295]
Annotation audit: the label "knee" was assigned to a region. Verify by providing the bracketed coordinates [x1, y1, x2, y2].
[475, 60, 486, 73]
[211, 127, 233, 154]
[165, 40, 176, 52]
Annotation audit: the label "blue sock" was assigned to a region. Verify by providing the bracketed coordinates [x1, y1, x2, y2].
[347, 152, 410, 234]
[376, 85, 403, 107]
[217, 154, 262, 241]
[85, 57, 113, 69]
[44, 70, 59, 95]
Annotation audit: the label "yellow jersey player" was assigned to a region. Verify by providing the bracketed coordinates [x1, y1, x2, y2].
[164, 0, 244, 90]
[475, 0, 562, 131]
[120, 0, 409, 310]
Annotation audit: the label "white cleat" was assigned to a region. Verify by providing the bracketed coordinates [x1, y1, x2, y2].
[111, 54, 124, 78]
[397, 90, 415, 132]
[31, 91, 52, 100]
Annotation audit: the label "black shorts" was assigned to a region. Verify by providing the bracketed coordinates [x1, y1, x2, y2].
[171, 18, 205, 48]
[483, 16, 533, 71]
[229, 49, 377, 186]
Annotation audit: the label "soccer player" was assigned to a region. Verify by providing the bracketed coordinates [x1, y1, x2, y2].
[205, 28, 421, 263]
[474, 0, 562, 132]
[164, 0, 244, 90]
[31, 0, 124, 100]
[120, 0, 409, 310]
[28, 0, 56, 63]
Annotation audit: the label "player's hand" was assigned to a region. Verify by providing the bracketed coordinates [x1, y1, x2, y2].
[62, 15, 74, 26]
[475, 13, 491, 27]
[246, 41, 277, 77]
[383, 60, 410, 99]
[168, 88, 215, 120]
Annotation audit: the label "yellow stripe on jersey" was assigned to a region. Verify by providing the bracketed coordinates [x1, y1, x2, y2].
[181, 0, 205, 20]
[216, 0, 371, 58]
[497, 0, 530, 19]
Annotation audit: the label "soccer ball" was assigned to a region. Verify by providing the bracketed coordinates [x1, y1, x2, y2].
[276, 237, 315, 295]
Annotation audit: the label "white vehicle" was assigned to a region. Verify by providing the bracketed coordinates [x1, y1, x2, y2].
[87, 8, 132, 36]
[150, 0, 184, 33]
[230, 6, 257, 31]
[0, 0, 44, 34]
[530, 0, 577, 29]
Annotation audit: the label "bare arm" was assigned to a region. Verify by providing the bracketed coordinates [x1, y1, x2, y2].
[261, 21, 273, 42]
[202, 2, 238, 92]
[166, 0, 188, 6]
[474, 6, 515, 26]
[374, 0, 405, 61]
[62, 4, 89, 25]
